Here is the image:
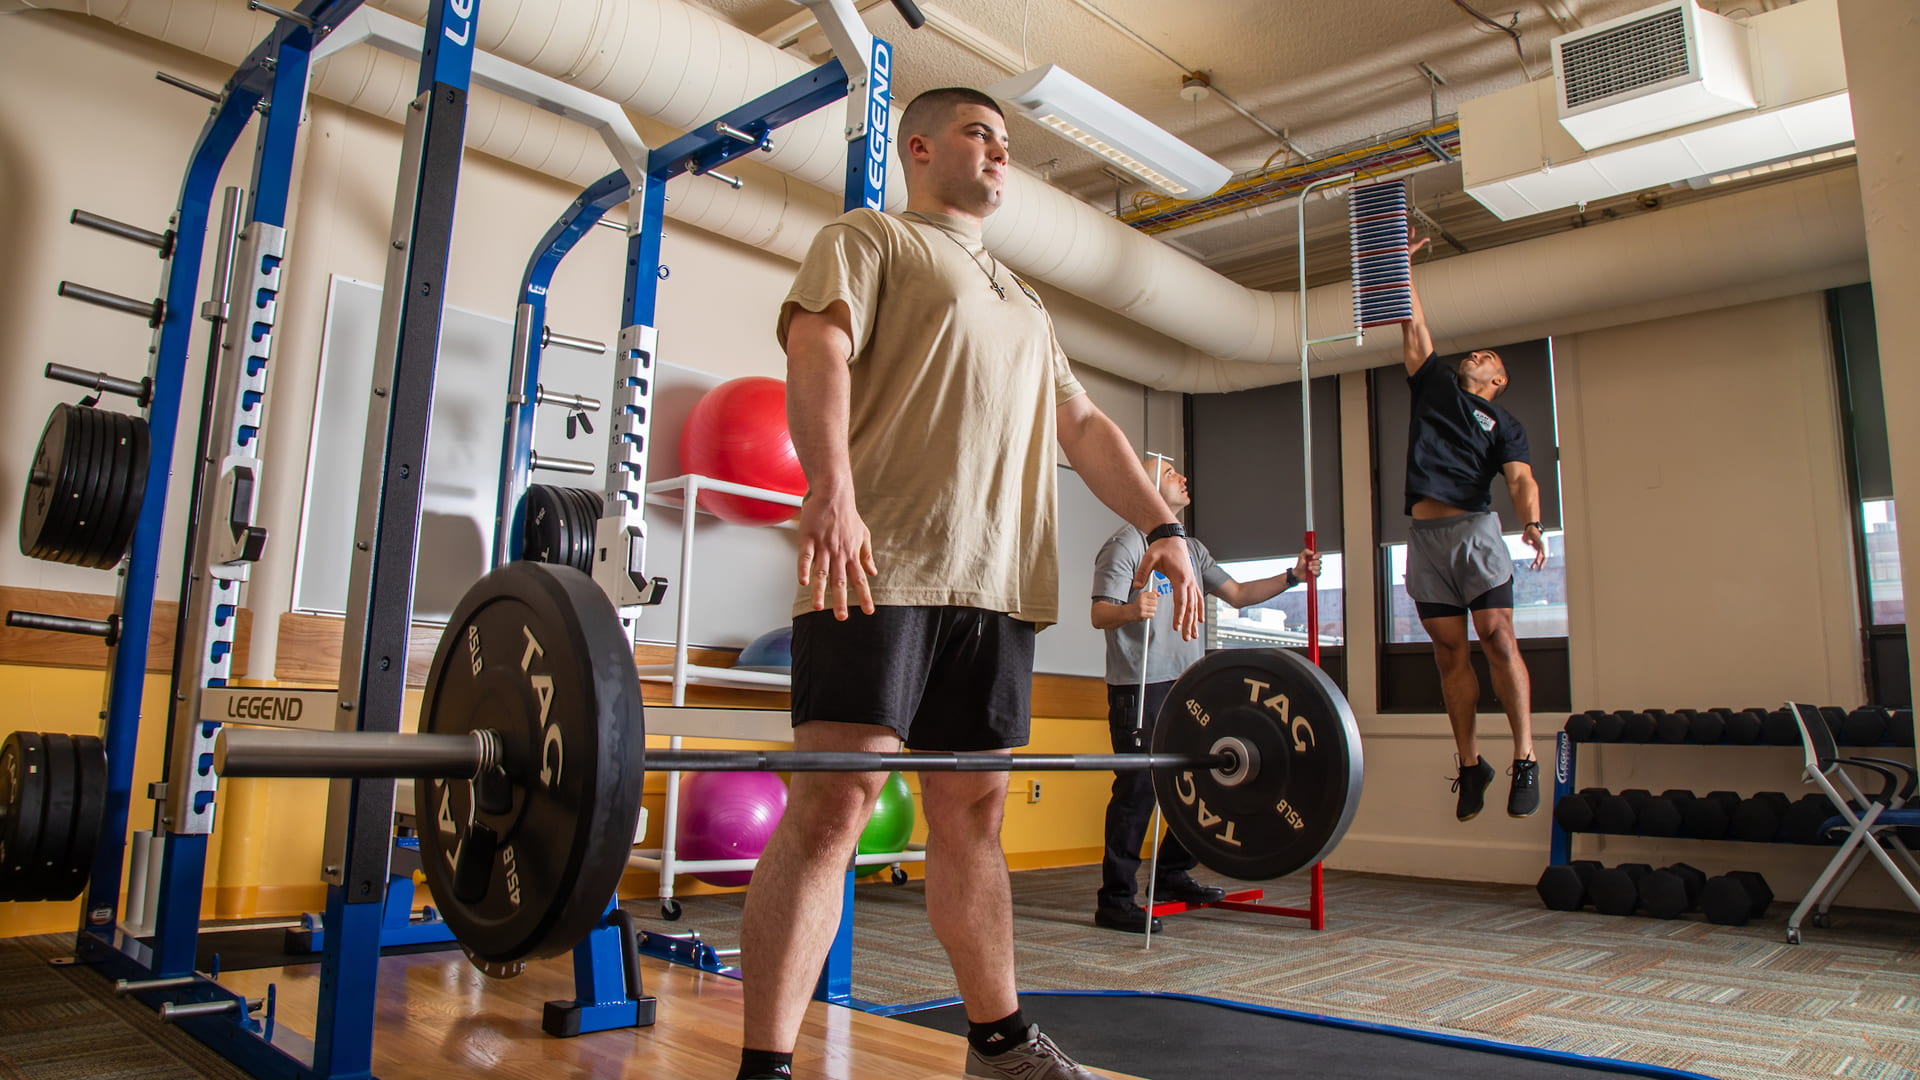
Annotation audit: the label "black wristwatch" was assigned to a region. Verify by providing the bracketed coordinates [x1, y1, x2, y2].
[1523, 521, 1543, 533]
[1283, 568, 1298, 589]
[1144, 522, 1187, 545]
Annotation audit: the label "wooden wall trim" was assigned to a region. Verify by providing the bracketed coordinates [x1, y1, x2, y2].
[0, 586, 252, 675]
[275, 611, 1108, 719]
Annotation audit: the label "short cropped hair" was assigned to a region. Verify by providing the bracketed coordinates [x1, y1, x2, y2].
[900, 87, 1003, 142]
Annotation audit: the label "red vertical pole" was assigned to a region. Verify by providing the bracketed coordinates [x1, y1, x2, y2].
[1304, 529, 1319, 666]
[1310, 862, 1326, 930]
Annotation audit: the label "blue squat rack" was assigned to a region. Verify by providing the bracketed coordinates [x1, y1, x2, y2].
[38, 0, 927, 1074]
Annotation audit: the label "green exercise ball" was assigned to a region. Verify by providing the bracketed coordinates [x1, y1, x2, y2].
[856, 772, 915, 877]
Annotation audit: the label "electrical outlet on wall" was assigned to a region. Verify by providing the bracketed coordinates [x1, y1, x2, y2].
[1027, 780, 1042, 803]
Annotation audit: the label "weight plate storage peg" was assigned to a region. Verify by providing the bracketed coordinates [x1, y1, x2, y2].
[1150, 648, 1363, 881]
[414, 561, 648, 969]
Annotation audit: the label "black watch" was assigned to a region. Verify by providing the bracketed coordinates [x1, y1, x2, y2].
[1145, 522, 1187, 545]
[1523, 521, 1543, 533]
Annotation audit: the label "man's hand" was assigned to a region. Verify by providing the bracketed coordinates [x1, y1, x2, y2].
[796, 488, 878, 619]
[1132, 586, 1160, 623]
[1522, 525, 1548, 571]
[1136, 538, 1202, 640]
[1294, 548, 1322, 582]
[1409, 225, 1431, 258]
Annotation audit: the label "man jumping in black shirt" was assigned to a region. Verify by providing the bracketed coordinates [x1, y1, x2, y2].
[1401, 231, 1548, 821]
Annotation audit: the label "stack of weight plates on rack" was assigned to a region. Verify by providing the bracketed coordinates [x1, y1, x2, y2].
[18, 402, 150, 568]
[522, 484, 604, 574]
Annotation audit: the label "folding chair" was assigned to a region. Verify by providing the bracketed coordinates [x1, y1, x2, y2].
[1784, 702, 1920, 944]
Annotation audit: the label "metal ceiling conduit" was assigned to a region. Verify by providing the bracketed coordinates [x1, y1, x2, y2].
[19, 0, 1868, 392]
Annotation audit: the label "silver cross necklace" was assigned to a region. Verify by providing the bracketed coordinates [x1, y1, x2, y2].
[903, 211, 1007, 300]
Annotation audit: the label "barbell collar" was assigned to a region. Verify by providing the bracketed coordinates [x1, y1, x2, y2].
[215, 728, 500, 780]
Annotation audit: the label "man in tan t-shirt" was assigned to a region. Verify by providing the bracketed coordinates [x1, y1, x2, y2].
[733, 87, 1202, 1080]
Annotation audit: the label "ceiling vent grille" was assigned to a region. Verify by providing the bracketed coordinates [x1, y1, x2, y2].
[1551, 0, 1754, 150]
[1559, 7, 1690, 109]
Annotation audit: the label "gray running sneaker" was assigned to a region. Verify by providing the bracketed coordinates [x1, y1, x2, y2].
[965, 1024, 1100, 1079]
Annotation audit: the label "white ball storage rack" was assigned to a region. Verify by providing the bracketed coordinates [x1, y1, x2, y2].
[629, 473, 925, 920]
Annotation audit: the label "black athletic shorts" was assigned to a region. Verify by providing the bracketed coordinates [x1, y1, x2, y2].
[790, 606, 1036, 751]
[1413, 576, 1515, 621]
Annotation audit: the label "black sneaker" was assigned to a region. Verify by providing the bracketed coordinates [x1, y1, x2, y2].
[1508, 757, 1540, 817]
[1451, 755, 1496, 820]
[1154, 874, 1226, 906]
[1093, 904, 1162, 934]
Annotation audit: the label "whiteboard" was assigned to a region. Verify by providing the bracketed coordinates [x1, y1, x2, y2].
[1037, 466, 1122, 678]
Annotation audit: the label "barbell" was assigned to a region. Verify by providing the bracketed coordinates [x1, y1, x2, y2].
[5, 562, 1364, 969]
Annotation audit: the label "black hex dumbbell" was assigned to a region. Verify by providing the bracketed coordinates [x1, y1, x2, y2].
[1781, 793, 1837, 845]
[1722, 709, 1764, 746]
[1650, 709, 1690, 744]
[1683, 790, 1742, 840]
[1564, 712, 1597, 742]
[1620, 711, 1657, 743]
[1553, 789, 1605, 833]
[1762, 708, 1801, 746]
[1593, 790, 1637, 834]
[1684, 708, 1724, 744]
[1591, 710, 1626, 743]
[1890, 710, 1915, 748]
[1590, 863, 1651, 916]
[1840, 707, 1889, 747]
[1536, 860, 1603, 911]
[1701, 871, 1773, 926]
[1638, 867, 1689, 919]
[1732, 791, 1791, 843]
[1637, 792, 1685, 838]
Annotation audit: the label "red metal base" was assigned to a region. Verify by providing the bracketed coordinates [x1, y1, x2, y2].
[1147, 863, 1326, 930]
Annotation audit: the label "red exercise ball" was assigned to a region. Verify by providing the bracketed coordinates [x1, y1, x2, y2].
[678, 376, 806, 525]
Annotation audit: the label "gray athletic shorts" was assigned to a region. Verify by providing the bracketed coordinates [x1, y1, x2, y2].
[1406, 511, 1513, 609]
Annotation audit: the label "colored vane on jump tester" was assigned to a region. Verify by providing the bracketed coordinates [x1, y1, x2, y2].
[1348, 180, 1413, 330]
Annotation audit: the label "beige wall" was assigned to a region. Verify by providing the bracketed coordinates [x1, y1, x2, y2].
[4, 9, 1914, 928]
[1329, 294, 1920, 911]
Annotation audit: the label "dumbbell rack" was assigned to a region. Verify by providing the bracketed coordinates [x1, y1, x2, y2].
[1548, 707, 1916, 868]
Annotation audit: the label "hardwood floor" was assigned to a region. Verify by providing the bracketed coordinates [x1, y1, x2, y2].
[212, 950, 1142, 1080]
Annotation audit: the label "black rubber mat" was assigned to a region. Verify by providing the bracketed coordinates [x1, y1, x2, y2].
[895, 991, 1712, 1080]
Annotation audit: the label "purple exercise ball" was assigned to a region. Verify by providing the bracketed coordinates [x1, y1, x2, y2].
[676, 770, 789, 887]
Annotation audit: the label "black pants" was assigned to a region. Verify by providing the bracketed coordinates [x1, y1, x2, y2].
[1099, 680, 1197, 910]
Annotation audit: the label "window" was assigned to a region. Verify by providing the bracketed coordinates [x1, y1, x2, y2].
[1383, 531, 1567, 643]
[1863, 500, 1903, 625]
[1207, 552, 1346, 648]
[1830, 283, 1906, 706]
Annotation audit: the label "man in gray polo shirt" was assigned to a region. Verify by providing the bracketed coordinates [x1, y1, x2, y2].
[1089, 455, 1320, 932]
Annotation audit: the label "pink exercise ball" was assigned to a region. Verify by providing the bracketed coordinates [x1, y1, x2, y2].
[676, 771, 789, 887]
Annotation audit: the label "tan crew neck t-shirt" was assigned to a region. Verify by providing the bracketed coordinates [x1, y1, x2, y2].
[778, 207, 1086, 628]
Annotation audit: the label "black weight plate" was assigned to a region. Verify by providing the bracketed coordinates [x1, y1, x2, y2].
[21, 405, 85, 561]
[0, 732, 50, 901]
[559, 487, 590, 573]
[555, 486, 583, 572]
[60, 734, 107, 902]
[65, 410, 113, 568]
[415, 562, 646, 966]
[24, 734, 79, 903]
[96, 415, 150, 569]
[522, 485, 565, 565]
[570, 488, 601, 573]
[1151, 649, 1362, 881]
[78, 412, 135, 570]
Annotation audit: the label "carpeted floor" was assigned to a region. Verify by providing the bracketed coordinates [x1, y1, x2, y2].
[0, 933, 252, 1080]
[5, 867, 1916, 1080]
[643, 865, 1920, 1080]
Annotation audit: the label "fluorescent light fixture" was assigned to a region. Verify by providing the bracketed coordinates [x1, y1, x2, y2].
[1687, 144, 1855, 187]
[987, 65, 1231, 199]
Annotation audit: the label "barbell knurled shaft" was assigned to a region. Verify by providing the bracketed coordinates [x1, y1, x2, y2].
[645, 751, 1232, 773]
